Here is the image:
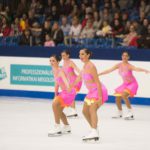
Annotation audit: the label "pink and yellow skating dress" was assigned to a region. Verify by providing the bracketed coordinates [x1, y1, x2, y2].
[114, 63, 138, 97]
[54, 69, 76, 107]
[82, 72, 108, 105]
[63, 63, 82, 92]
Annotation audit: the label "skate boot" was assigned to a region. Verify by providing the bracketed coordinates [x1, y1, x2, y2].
[66, 108, 78, 118]
[82, 128, 99, 142]
[48, 124, 62, 137]
[124, 111, 134, 120]
[62, 125, 71, 134]
[112, 110, 123, 119]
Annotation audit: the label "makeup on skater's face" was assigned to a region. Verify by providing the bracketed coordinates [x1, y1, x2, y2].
[122, 52, 129, 62]
[79, 50, 89, 62]
[61, 52, 69, 61]
[49, 57, 58, 66]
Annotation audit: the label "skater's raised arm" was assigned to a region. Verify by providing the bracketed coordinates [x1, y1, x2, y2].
[98, 64, 119, 76]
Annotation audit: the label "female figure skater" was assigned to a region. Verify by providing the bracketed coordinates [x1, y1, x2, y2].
[48, 55, 76, 136]
[73, 48, 108, 141]
[99, 51, 149, 120]
[61, 50, 82, 117]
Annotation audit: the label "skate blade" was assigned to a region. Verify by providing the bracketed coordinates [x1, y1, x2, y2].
[82, 137, 100, 143]
[112, 116, 122, 119]
[48, 132, 62, 137]
[124, 117, 134, 120]
[67, 114, 78, 118]
[62, 131, 71, 134]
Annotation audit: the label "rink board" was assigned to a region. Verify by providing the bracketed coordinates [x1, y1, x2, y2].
[0, 56, 150, 105]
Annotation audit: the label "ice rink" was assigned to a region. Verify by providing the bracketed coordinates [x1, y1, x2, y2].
[0, 97, 150, 150]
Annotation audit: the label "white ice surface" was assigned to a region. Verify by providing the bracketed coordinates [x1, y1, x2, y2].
[0, 97, 150, 150]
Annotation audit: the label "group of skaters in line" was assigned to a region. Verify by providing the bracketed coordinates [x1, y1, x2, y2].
[48, 49, 149, 142]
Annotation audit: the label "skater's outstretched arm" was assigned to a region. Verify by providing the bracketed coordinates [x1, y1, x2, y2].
[129, 65, 150, 73]
[98, 64, 119, 76]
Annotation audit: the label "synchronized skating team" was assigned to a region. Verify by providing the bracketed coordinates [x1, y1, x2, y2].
[48, 49, 149, 142]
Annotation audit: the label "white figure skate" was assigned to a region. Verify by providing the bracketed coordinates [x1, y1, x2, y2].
[112, 111, 123, 119]
[124, 112, 134, 120]
[62, 125, 71, 134]
[82, 128, 99, 142]
[48, 124, 62, 137]
[66, 108, 78, 118]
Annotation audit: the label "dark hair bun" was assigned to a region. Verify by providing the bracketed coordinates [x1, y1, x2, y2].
[51, 54, 62, 62]
[61, 50, 71, 57]
[84, 48, 92, 58]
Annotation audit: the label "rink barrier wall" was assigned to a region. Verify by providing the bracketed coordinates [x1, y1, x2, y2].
[0, 46, 150, 61]
[0, 46, 150, 105]
[0, 89, 150, 105]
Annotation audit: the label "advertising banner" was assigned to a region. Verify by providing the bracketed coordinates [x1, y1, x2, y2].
[0, 56, 150, 99]
[10, 64, 54, 86]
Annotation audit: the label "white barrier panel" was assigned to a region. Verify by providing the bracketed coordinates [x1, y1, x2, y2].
[0, 56, 150, 98]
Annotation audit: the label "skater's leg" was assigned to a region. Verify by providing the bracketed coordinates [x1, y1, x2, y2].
[115, 96, 122, 110]
[89, 102, 99, 129]
[52, 98, 61, 124]
[49, 98, 71, 136]
[48, 98, 62, 136]
[60, 107, 69, 125]
[59, 107, 71, 133]
[82, 102, 100, 141]
[122, 92, 131, 109]
[82, 102, 92, 127]
[112, 96, 123, 118]
[122, 92, 134, 120]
